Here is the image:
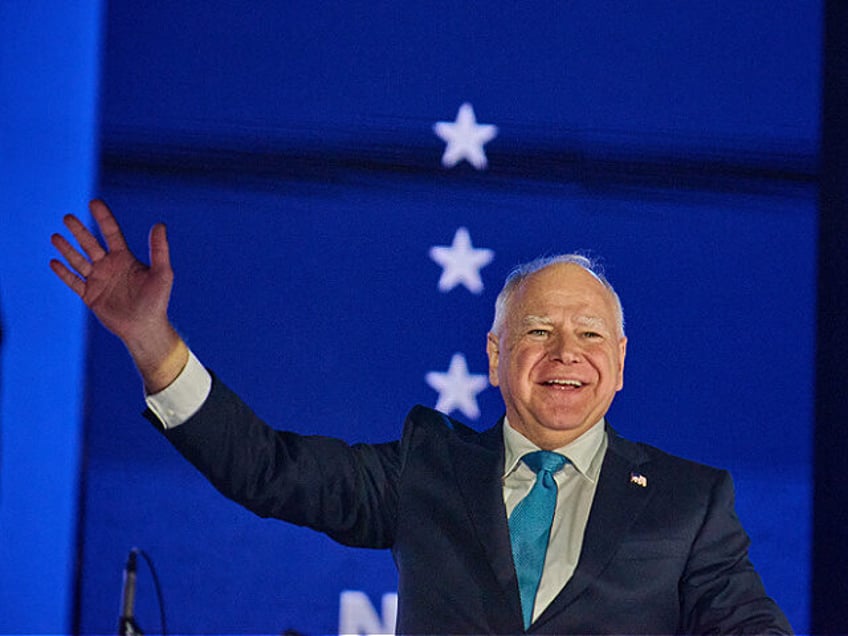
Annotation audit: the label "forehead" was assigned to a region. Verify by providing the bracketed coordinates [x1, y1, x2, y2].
[509, 263, 615, 319]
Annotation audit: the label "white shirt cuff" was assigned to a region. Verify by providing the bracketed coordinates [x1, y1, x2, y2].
[145, 349, 212, 429]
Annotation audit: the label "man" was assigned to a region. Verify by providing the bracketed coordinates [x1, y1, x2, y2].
[51, 200, 791, 634]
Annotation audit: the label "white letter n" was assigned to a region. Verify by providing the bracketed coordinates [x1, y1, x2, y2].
[338, 590, 398, 636]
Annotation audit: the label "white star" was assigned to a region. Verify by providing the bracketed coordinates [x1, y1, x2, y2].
[429, 227, 494, 294]
[426, 353, 489, 420]
[433, 103, 498, 170]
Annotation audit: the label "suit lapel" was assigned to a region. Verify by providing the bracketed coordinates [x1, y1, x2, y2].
[446, 419, 656, 630]
[449, 419, 524, 620]
[534, 426, 653, 626]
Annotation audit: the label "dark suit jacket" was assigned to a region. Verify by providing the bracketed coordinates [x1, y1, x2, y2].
[151, 373, 791, 634]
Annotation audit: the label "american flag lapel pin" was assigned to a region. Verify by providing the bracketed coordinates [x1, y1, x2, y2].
[629, 472, 648, 488]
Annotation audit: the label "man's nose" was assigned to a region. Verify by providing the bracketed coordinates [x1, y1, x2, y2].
[548, 332, 581, 363]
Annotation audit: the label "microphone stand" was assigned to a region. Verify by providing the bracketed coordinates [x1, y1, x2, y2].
[118, 550, 144, 636]
[119, 616, 144, 636]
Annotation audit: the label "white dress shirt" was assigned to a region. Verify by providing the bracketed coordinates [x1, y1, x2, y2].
[502, 417, 607, 623]
[145, 349, 210, 428]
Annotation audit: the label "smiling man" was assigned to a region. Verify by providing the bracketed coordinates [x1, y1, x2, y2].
[51, 201, 791, 634]
[487, 258, 627, 450]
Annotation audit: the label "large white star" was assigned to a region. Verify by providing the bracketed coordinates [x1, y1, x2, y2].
[426, 353, 489, 420]
[433, 103, 498, 170]
[429, 227, 494, 294]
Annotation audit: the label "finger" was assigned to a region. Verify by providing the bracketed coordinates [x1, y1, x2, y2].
[50, 233, 93, 278]
[149, 223, 172, 275]
[63, 213, 106, 261]
[89, 199, 129, 253]
[49, 259, 86, 297]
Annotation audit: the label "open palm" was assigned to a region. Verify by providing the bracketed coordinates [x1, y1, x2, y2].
[50, 199, 173, 344]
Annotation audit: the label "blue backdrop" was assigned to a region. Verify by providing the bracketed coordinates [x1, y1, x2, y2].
[2, 1, 822, 634]
[0, 2, 100, 633]
[81, 170, 816, 634]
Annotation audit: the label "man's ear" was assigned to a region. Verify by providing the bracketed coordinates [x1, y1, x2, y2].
[486, 332, 500, 386]
[616, 336, 627, 391]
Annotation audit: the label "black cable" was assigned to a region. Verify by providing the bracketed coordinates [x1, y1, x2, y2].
[132, 548, 167, 636]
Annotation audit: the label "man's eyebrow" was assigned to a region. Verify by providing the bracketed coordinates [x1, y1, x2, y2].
[521, 315, 554, 327]
[574, 315, 609, 329]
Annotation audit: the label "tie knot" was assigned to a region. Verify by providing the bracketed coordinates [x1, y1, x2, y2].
[522, 450, 567, 475]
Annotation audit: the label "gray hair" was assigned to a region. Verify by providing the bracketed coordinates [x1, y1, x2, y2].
[490, 254, 625, 337]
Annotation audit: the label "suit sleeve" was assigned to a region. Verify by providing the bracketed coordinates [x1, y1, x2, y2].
[679, 470, 793, 635]
[146, 372, 404, 549]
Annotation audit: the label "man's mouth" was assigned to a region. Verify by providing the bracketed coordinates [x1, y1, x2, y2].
[543, 379, 584, 388]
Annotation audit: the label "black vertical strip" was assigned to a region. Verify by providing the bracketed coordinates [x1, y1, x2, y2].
[70, 438, 89, 636]
[70, 316, 95, 635]
[813, 1, 848, 633]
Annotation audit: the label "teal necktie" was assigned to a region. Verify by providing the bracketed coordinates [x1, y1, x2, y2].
[508, 450, 567, 629]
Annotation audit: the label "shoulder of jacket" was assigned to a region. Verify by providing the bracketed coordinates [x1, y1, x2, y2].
[405, 404, 478, 434]
[607, 425, 728, 480]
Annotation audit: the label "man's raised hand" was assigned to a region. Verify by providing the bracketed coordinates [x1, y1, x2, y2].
[50, 199, 187, 392]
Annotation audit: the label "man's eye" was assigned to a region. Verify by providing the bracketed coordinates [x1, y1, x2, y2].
[582, 331, 602, 339]
[528, 329, 549, 337]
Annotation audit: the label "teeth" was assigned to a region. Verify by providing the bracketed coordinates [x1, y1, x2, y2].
[547, 379, 583, 387]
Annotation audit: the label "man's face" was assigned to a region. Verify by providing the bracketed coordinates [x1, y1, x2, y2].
[486, 263, 627, 449]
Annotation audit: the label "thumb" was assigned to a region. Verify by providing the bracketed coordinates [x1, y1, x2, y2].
[148, 223, 172, 275]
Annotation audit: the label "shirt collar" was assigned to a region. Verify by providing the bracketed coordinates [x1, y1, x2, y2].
[502, 417, 607, 483]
